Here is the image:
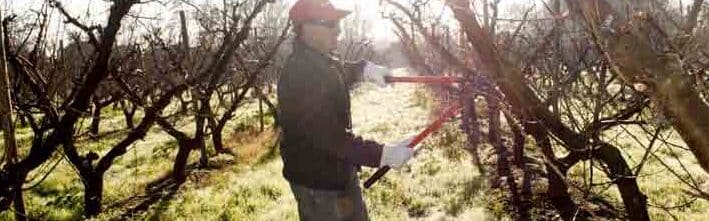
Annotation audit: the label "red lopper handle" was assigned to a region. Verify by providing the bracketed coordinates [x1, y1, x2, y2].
[364, 103, 461, 188]
[384, 76, 465, 84]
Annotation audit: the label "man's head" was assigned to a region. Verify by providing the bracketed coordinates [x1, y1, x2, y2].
[289, 0, 350, 53]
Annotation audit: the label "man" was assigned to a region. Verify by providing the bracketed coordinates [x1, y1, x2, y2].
[278, 0, 416, 220]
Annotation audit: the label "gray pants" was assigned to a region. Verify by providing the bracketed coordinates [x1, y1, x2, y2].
[288, 175, 370, 221]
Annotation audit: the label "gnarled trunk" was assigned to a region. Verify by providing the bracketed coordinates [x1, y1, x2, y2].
[505, 111, 532, 216]
[525, 121, 589, 220]
[485, 94, 527, 219]
[593, 143, 649, 220]
[211, 124, 227, 154]
[460, 85, 486, 175]
[196, 98, 209, 168]
[173, 139, 196, 182]
[81, 170, 104, 217]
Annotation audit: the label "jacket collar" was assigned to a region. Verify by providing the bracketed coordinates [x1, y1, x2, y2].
[293, 40, 340, 64]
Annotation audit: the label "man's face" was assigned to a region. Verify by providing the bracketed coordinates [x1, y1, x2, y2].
[301, 19, 341, 53]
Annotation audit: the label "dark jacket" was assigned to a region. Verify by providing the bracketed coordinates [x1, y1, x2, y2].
[278, 41, 383, 190]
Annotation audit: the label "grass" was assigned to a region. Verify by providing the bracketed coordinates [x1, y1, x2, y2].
[597, 125, 709, 220]
[350, 83, 492, 220]
[2, 80, 709, 220]
[0, 82, 493, 221]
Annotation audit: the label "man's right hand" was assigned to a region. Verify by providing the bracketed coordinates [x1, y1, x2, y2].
[379, 136, 415, 168]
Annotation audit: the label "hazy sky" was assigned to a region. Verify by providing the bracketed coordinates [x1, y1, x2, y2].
[2, 0, 543, 45]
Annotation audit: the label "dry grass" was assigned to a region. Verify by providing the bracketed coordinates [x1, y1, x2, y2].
[226, 128, 278, 165]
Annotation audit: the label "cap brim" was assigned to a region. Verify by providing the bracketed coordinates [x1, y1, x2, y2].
[328, 9, 351, 20]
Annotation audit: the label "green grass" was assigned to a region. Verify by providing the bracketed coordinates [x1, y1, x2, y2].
[0, 82, 492, 221]
[601, 126, 709, 220]
[3, 81, 708, 220]
[557, 124, 709, 220]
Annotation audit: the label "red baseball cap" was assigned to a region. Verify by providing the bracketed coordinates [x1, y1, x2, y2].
[289, 0, 351, 23]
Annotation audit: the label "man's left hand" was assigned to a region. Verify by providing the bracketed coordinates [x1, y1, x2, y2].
[363, 61, 391, 87]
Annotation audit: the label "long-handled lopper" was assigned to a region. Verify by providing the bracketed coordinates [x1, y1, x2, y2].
[363, 75, 464, 188]
[384, 75, 465, 84]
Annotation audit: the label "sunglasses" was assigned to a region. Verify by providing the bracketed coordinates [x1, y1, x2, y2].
[306, 20, 340, 29]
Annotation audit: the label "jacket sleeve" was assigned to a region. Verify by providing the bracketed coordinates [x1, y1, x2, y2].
[279, 59, 382, 167]
[344, 133, 384, 167]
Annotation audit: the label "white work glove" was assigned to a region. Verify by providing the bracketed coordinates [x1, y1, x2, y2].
[363, 61, 391, 87]
[380, 136, 416, 168]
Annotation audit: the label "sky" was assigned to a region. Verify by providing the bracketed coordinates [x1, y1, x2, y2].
[2, 0, 691, 47]
[2, 0, 540, 45]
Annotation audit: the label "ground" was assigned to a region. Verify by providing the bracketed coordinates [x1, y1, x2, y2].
[0, 83, 492, 221]
[2, 82, 709, 220]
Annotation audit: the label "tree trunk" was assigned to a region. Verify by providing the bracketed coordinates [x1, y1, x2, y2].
[259, 97, 264, 132]
[196, 98, 209, 168]
[486, 94, 527, 219]
[121, 101, 136, 129]
[546, 160, 587, 221]
[17, 115, 27, 127]
[460, 85, 486, 175]
[89, 104, 102, 136]
[505, 111, 532, 216]
[0, 0, 18, 183]
[593, 143, 649, 220]
[197, 137, 208, 168]
[82, 171, 103, 217]
[179, 95, 190, 114]
[173, 139, 193, 182]
[212, 124, 227, 154]
[525, 121, 588, 221]
[124, 111, 134, 129]
[550, 0, 563, 117]
[0, 6, 24, 220]
[12, 172, 27, 221]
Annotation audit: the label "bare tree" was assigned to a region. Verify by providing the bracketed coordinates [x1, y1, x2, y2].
[561, 0, 709, 175]
[0, 4, 25, 220]
[383, 0, 655, 219]
[0, 0, 136, 217]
